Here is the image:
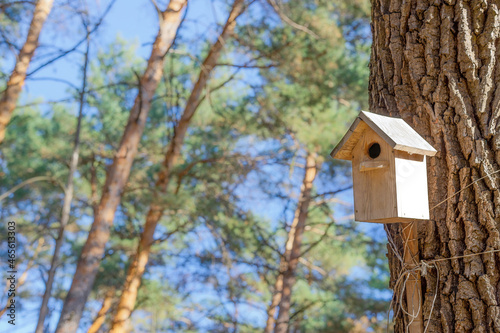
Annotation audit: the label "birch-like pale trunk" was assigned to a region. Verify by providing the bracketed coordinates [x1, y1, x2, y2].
[0, 0, 53, 143]
[55, 2, 187, 331]
[109, 2, 246, 331]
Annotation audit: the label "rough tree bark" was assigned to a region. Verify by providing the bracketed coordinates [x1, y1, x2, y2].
[55, 1, 187, 331]
[371, 0, 500, 331]
[0, 0, 53, 144]
[274, 152, 318, 333]
[109, 1, 246, 331]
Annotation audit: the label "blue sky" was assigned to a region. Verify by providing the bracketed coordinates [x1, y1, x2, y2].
[1, 1, 230, 332]
[21, 0, 224, 105]
[0, 1, 389, 331]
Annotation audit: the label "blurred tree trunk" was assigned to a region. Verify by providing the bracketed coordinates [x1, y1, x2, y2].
[274, 152, 318, 333]
[87, 288, 115, 333]
[34, 29, 90, 333]
[264, 273, 283, 333]
[370, 0, 500, 331]
[109, 1, 246, 331]
[55, 1, 187, 331]
[0, 0, 53, 144]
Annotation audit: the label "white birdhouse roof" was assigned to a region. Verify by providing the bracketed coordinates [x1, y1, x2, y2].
[331, 111, 437, 160]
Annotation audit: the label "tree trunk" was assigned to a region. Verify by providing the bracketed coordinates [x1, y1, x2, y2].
[264, 273, 283, 333]
[274, 153, 318, 333]
[55, 2, 187, 331]
[0, 0, 53, 144]
[87, 289, 115, 333]
[370, 0, 500, 331]
[109, 2, 245, 331]
[35, 30, 90, 333]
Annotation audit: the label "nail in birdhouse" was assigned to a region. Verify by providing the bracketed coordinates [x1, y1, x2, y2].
[331, 111, 437, 223]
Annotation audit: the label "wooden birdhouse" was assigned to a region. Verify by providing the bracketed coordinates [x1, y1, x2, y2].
[331, 111, 437, 223]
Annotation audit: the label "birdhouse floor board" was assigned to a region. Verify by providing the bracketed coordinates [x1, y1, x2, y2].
[356, 217, 424, 223]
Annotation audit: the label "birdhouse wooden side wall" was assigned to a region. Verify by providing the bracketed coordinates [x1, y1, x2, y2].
[394, 152, 430, 220]
[351, 129, 398, 222]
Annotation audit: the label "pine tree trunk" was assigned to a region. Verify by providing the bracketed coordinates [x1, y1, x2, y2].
[274, 153, 318, 333]
[264, 273, 283, 333]
[0, 0, 53, 144]
[370, 0, 500, 331]
[109, 2, 245, 331]
[87, 289, 115, 333]
[55, 2, 187, 331]
[35, 31, 90, 333]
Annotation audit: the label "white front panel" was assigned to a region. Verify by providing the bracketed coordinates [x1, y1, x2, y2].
[395, 156, 430, 219]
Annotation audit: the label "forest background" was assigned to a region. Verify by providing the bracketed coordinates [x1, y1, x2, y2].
[0, 0, 392, 332]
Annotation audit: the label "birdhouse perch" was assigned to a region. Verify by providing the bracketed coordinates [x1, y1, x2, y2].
[331, 111, 437, 223]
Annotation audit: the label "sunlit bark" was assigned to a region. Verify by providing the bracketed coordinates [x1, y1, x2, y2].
[34, 28, 90, 333]
[87, 289, 115, 333]
[274, 153, 318, 333]
[55, 1, 187, 331]
[109, 1, 246, 332]
[370, 0, 500, 331]
[0, 0, 53, 143]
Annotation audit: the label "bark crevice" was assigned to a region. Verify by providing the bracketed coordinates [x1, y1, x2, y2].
[370, 0, 500, 331]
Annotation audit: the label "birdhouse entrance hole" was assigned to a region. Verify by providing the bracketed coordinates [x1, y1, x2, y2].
[331, 110, 439, 333]
[368, 143, 381, 159]
[330, 110, 437, 223]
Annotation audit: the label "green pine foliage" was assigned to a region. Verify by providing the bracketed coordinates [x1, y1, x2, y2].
[0, 0, 392, 332]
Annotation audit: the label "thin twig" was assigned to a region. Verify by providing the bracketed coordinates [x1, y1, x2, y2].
[265, 0, 319, 38]
[0, 176, 61, 202]
[26, 0, 117, 76]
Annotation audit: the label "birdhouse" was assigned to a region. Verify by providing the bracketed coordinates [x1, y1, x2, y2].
[331, 111, 437, 223]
